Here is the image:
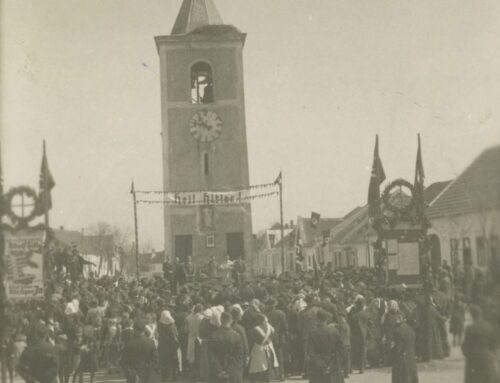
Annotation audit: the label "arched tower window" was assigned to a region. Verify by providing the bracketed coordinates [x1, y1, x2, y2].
[191, 62, 214, 104]
[203, 152, 210, 176]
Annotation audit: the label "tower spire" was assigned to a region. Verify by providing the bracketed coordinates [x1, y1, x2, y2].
[171, 0, 223, 35]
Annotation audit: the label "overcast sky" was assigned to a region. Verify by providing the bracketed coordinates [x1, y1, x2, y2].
[2, 0, 500, 249]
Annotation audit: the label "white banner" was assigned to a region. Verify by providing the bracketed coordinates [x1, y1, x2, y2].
[5, 230, 45, 300]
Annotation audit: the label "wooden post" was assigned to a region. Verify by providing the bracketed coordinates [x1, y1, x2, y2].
[131, 181, 140, 280]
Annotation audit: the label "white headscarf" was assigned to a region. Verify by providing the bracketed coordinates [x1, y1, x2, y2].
[159, 310, 175, 325]
[210, 306, 223, 327]
[203, 308, 213, 318]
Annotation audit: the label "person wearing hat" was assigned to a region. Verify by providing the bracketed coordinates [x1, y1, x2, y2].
[158, 310, 179, 382]
[348, 295, 369, 374]
[231, 306, 249, 367]
[391, 313, 418, 383]
[120, 320, 158, 383]
[211, 312, 245, 383]
[298, 294, 319, 378]
[307, 309, 344, 383]
[337, 311, 351, 379]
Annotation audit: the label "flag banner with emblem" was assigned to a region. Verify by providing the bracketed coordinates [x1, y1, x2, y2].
[368, 135, 386, 218]
[414, 134, 425, 217]
[310, 212, 321, 228]
[37, 141, 56, 215]
[5, 230, 45, 300]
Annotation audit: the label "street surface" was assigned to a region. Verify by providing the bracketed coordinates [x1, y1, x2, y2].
[9, 345, 462, 383]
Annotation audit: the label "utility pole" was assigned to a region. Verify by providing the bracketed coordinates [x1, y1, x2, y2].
[131, 180, 140, 280]
[278, 171, 285, 274]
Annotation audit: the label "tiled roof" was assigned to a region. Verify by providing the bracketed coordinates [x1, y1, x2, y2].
[53, 230, 115, 257]
[427, 145, 500, 219]
[424, 181, 452, 205]
[171, 0, 223, 35]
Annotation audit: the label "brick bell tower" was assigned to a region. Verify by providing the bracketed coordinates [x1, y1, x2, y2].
[155, 0, 253, 267]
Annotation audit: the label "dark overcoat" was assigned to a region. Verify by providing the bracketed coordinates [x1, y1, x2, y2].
[462, 319, 498, 383]
[308, 324, 344, 383]
[211, 327, 245, 383]
[391, 322, 418, 383]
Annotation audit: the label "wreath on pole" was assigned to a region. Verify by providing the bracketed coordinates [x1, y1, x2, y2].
[4, 186, 40, 228]
[382, 178, 415, 216]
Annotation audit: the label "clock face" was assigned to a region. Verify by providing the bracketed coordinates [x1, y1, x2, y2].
[190, 110, 223, 143]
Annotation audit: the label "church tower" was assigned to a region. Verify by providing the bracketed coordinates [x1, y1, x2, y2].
[155, 0, 253, 266]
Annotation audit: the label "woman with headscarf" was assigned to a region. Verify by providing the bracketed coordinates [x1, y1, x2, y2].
[381, 300, 401, 366]
[184, 304, 204, 381]
[158, 310, 179, 382]
[248, 314, 278, 383]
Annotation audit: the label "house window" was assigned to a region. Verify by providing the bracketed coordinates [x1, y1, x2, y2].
[203, 152, 210, 176]
[269, 234, 276, 248]
[491, 235, 499, 259]
[463, 238, 472, 266]
[476, 236, 487, 267]
[191, 62, 214, 104]
[450, 239, 459, 266]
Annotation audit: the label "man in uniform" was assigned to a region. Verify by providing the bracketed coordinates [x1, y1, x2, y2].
[17, 324, 58, 383]
[391, 314, 418, 383]
[308, 309, 344, 383]
[211, 312, 245, 383]
[120, 320, 157, 383]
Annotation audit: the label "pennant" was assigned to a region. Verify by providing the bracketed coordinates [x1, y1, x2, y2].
[274, 172, 282, 185]
[414, 134, 425, 217]
[37, 141, 55, 215]
[310, 212, 321, 228]
[367, 135, 386, 218]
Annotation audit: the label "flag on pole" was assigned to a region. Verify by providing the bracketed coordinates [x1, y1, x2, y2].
[414, 134, 425, 217]
[310, 212, 321, 228]
[367, 135, 386, 218]
[37, 141, 55, 215]
[274, 171, 282, 185]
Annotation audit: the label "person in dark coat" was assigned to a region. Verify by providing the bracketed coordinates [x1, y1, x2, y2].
[121, 320, 158, 383]
[241, 300, 263, 347]
[307, 309, 344, 383]
[266, 298, 288, 381]
[391, 314, 418, 383]
[157, 310, 179, 382]
[211, 312, 245, 383]
[461, 305, 498, 383]
[17, 324, 59, 383]
[449, 294, 466, 347]
[231, 306, 249, 367]
[348, 295, 369, 374]
[298, 295, 319, 378]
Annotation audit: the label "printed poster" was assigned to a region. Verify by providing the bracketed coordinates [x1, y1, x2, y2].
[398, 242, 420, 275]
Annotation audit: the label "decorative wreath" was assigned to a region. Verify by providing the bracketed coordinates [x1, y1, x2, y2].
[4, 186, 40, 227]
[382, 178, 415, 215]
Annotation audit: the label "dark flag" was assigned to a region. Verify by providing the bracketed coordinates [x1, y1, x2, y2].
[37, 141, 55, 215]
[414, 134, 425, 218]
[310, 212, 320, 228]
[274, 171, 282, 185]
[367, 135, 386, 218]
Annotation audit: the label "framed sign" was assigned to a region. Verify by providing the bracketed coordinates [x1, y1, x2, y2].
[206, 235, 215, 248]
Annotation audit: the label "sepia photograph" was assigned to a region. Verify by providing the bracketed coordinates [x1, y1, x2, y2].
[1, 1, 500, 383]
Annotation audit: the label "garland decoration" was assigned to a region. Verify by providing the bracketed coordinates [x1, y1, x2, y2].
[137, 191, 279, 205]
[382, 178, 415, 216]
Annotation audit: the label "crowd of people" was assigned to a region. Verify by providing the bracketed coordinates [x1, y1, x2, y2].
[2, 255, 500, 383]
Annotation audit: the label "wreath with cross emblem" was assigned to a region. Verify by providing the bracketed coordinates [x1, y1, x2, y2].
[4, 186, 40, 227]
[382, 178, 415, 215]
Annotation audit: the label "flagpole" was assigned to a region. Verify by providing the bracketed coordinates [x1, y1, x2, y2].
[131, 180, 140, 281]
[42, 140, 52, 297]
[278, 172, 285, 274]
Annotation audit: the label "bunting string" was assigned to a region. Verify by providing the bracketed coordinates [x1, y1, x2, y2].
[135, 180, 278, 195]
[136, 191, 280, 206]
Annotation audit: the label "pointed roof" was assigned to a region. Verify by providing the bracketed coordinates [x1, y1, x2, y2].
[171, 0, 224, 35]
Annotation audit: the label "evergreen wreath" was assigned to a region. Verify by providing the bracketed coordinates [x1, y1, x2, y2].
[382, 178, 415, 216]
[4, 186, 39, 227]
